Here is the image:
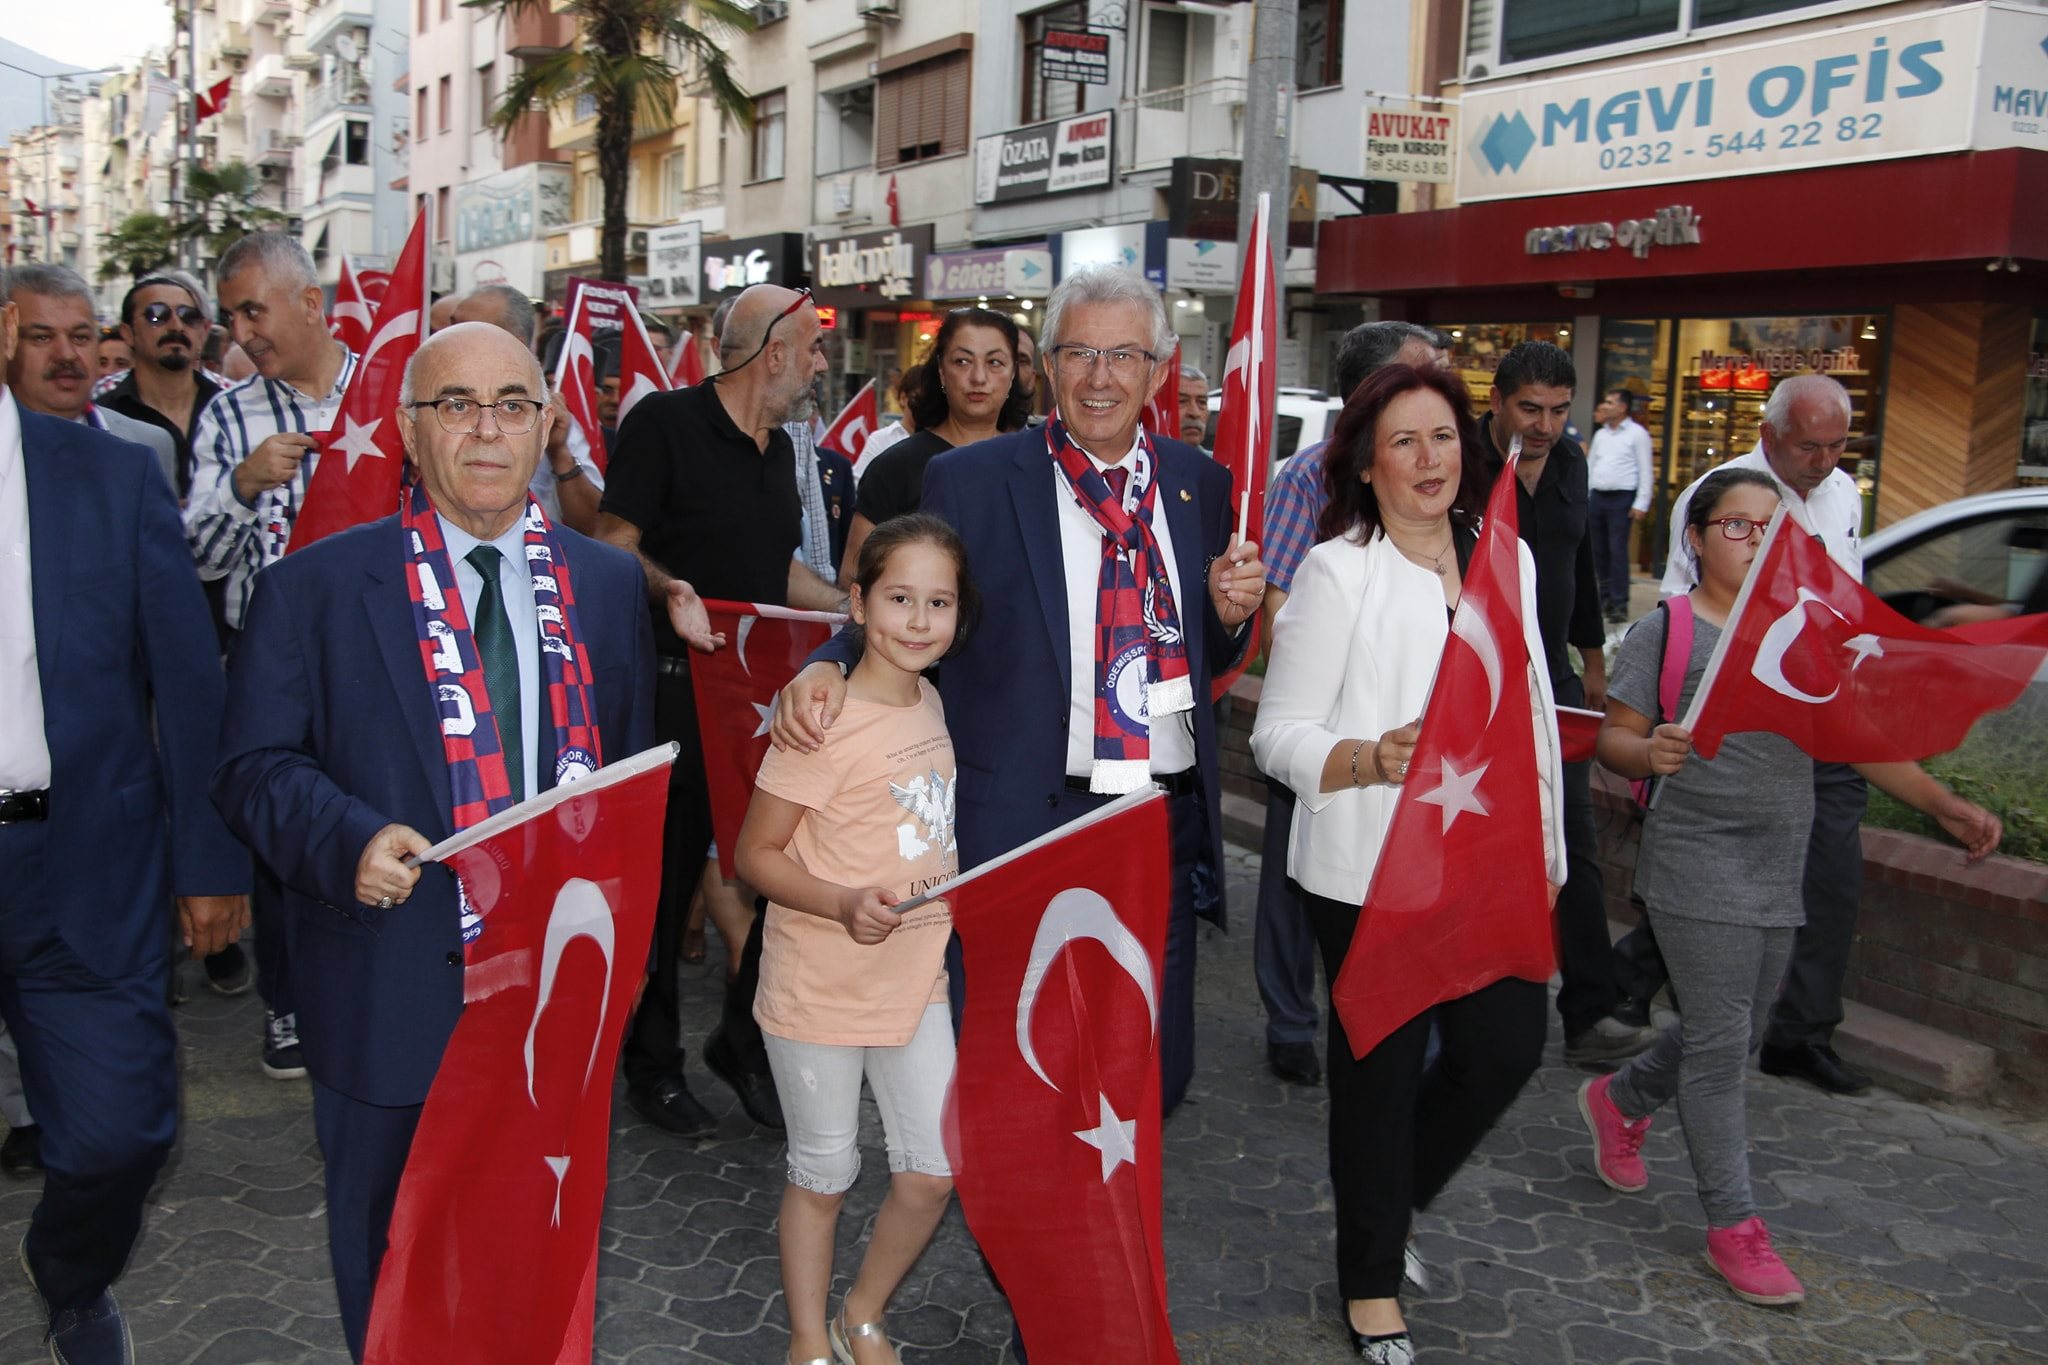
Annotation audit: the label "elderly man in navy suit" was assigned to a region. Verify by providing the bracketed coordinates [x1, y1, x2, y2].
[1, 285, 251, 1364]
[774, 266, 1264, 1116]
[211, 322, 653, 1360]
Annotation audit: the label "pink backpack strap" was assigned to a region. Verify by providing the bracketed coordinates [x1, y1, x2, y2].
[1658, 594, 1694, 726]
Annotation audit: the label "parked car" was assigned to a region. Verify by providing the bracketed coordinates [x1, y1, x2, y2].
[1862, 487, 2048, 623]
[1206, 387, 1345, 469]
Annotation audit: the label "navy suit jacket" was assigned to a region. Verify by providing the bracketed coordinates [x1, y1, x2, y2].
[21, 408, 249, 979]
[211, 513, 654, 1107]
[824, 428, 1247, 921]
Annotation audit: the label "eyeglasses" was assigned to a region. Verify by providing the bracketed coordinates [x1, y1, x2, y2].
[1704, 515, 1769, 541]
[717, 287, 815, 378]
[1049, 345, 1158, 377]
[407, 397, 544, 435]
[138, 302, 207, 329]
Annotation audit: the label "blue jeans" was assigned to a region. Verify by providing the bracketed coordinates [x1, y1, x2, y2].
[1589, 489, 1637, 612]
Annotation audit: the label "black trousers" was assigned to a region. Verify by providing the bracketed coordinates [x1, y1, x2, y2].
[1552, 676, 1618, 1039]
[1304, 891, 1546, 1301]
[1765, 764, 1868, 1048]
[621, 662, 766, 1089]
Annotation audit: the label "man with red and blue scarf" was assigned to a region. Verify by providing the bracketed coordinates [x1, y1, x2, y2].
[774, 267, 1265, 1117]
[211, 322, 653, 1361]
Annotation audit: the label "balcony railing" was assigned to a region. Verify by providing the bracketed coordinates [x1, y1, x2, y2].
[304, 79, 371, 123]
[1117, 77, 1247, 172]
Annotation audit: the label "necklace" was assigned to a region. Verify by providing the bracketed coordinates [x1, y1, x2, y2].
[1393, 532, 1455, 576]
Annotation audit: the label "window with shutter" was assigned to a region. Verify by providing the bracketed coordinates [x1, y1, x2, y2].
[878, 52, 969, 169]
[1021, 2, 1087, 123]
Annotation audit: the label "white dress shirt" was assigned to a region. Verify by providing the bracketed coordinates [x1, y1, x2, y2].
[1055, 437, 1195, 779]
[440, 513, 541, 799]
[1587, 418, 1655, 513]
[1251, 531, 1566, 905]
[0, 389, 52, 791]
[853, 421, 909, 480]
[1660, 446, 1863, 596]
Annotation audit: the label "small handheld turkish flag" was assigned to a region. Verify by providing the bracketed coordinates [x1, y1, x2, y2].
[940, 790, 1180, 1365]
[669, 327, 706, 387]
[289, 205, 429, 553]
[612, 304, 673, 430]
[819, 379, 878, 461]
[329, 255, 373, 355]
[885, 173, 901, 228]
[1331, 450, 1562, 1058]
[365, 743, 675, 1365]
[1557, 705, 1602, 764]
[1682, 509, 2048, 761]
[553, 288, 609, 472]
[195, 76, 232, 121]
[689, 601, 848, 878]
[1141, 348, 1179, 446]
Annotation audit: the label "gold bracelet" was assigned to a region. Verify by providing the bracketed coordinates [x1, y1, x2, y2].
[1350, 740, 1368, 787]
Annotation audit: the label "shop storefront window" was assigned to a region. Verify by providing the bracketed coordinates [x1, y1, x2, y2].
[2024, 314, 2048, 486]
[1668, 315, 1885, 516]
[1597, 318, 1672, 447]
[1440, 321, 1573, 407]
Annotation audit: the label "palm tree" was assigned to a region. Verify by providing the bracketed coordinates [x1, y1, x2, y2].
[183, 162, 290, 265]
[98, 212, 180, 281]
[473, 0, 755, 283]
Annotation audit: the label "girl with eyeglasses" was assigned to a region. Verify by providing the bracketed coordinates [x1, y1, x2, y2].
[839, 308, 1031, 586]
[1585, 467, 2000, 1308]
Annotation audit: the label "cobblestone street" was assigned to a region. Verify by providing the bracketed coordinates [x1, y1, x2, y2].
[3, 846, 2045, 1364]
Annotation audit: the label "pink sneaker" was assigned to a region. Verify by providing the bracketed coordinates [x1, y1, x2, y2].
[1706, 1217, 1805, 1306]
[1577, 1074, 1651, 1192]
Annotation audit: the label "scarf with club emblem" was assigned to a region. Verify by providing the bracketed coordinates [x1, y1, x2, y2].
[1047, 417, 1193, 793]
[402, 483, 603, 939]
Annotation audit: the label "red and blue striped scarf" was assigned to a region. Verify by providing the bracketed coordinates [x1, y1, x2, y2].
[402, 483, 603, 938]
[1047, 418, 1192, 793]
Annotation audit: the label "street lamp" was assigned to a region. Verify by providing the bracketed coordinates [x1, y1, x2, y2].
[0, 59, 124, 265]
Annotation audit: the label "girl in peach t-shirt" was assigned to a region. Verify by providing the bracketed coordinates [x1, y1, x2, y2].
[736, 513, 978, 1365]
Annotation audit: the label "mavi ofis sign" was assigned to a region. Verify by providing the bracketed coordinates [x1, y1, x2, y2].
[1456, 2, 2048, 202]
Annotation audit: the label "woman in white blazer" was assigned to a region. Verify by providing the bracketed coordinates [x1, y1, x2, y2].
[1250, 363, 1566, 1364]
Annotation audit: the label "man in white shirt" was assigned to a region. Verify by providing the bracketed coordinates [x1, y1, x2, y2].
[1634, 373, 1875, 1096]
[1586, 389, 1655, 621]
[184, 230, 360, 1083]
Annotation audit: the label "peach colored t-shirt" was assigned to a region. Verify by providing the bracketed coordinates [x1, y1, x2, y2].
[752, 679, 957, 1046]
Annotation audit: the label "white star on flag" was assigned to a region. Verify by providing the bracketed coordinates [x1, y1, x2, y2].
[1073, 1091, 1138, 1183]
[1844, 633, 1884, 672]
[750, 701, 774, 739]
[1417, 757, 1490, 834]
[332, 413, 387, 472]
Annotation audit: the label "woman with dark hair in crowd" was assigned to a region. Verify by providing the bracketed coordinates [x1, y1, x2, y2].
[839, 307, 1031, 584]
[1251, 363, 1566, 1363]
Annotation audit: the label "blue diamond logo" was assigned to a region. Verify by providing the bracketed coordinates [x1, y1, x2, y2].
[2040, 33, 2048, 59]
[1479, 112, 1537, 176]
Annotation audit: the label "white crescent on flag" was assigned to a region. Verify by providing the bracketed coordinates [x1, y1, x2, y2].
[363, 308, 420, 370]
[618, 372, 663, 424]
[1451, 605, 1505, 723]
[523, 877, 617, 1104]
[1753, 588, 1850, 705]
[1014, 888, 1158, 1092]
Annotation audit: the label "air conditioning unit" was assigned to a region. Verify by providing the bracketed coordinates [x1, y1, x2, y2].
[219, 23, 252, 56]
[754, 0, 789, 22]
[856, 0, 899, 20]
[628, 229, 649, 256]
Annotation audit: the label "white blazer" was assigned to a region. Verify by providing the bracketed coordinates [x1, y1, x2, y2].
[1250, 528, 1568, 906]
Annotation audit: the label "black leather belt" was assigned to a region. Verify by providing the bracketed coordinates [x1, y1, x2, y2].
[1065, 769, 1199, 798]
[0, 790, 50, 823]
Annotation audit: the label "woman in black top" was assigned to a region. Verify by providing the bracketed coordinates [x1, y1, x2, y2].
[839, 307, 1032, 584]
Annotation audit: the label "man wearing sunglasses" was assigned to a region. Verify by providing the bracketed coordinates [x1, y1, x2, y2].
[99, 271, 227, 500]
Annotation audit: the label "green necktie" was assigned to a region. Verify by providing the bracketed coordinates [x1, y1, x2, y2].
[464, 545, 525, 802]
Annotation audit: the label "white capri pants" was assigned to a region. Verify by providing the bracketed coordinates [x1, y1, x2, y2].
[761, 1003, 956, 1195]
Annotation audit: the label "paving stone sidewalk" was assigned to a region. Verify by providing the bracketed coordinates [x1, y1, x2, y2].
[4, 845, 2045, 1364]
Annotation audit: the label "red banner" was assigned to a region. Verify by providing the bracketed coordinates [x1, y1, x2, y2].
[1684, 511, 2048, 762]
[365, 745, 675, 1364]
[1332, 454, 1559, 1058]
[688, 601, 847, 878]
[292, 208, 429, 553]
[941, 791, 1180, 1365]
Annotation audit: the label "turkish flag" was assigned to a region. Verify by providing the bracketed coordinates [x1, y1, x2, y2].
[941, 790, 1180, 1365]
[553, 288, 610, 473]
[612, 304, 673, 431]
[195, 76, 232, 121]
[1206, 192, 1278, 702]
[364, 744, 675, 1365]
[358, 268, 392, 304]
[329, 255, 373, 355]
[819, 379, 878, 461]
[1141, 347, 1179, 447]
[669, 327, 706, 387]
[1557, 705, 1602, 764]
[1331, 454, 1560, 1059]
[290, 206, 430, 553]
[885, 173, 900, 228]
[1683, 510, 2048, 762]
[689, 600, 847, 878]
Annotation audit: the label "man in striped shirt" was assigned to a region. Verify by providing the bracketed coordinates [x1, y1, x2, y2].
[183, 231, 358, 1082]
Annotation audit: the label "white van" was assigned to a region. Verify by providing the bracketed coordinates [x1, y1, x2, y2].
[1206, 387, 1346, 471]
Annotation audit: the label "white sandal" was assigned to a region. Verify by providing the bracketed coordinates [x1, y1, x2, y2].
[828, 1307, 895, 1365]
